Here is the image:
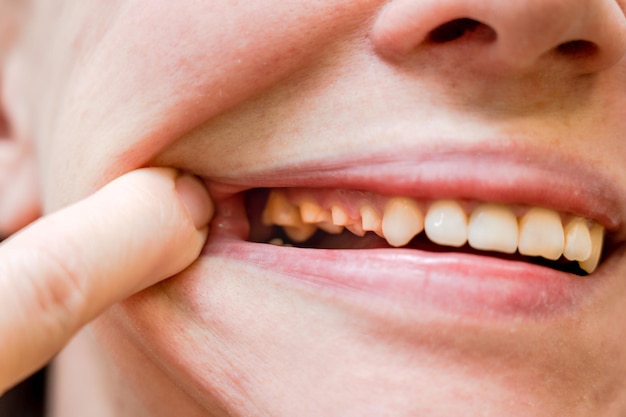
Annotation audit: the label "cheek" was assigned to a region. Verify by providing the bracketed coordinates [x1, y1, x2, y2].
[39, 0, 380, 211]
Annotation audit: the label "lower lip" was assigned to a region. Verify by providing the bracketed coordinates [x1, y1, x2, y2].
[202, 236, 605, 318]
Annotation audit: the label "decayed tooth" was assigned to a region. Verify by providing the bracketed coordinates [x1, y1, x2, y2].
[518, 207, 564, 261]
[262, 190, 300, 226]
[382, 197, 424, 247]
[563, 217, 592, 261]
[284, 223, 318, 242]
[424, 200, 468, 248]
[579, 223, 604, 274]
[346, 222, 366, 237]
[360, 204, 383, 235]
[331, 205, 351, 226]
[300, 201, 323, 223]
[468, 204, 518, 254]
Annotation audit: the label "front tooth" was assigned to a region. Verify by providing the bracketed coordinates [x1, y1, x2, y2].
[424, 200, 468, 247]
[563, 217, 592, 261]
[346, 222, 366, 237]
[578, 223, 604, 274]
[382, 197, 424, 247]
[468, 204, 518, 254]
[518, 207, 564, 260]
[262, 191, 300, 226]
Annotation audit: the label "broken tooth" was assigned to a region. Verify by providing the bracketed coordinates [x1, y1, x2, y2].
[382, 197, 424, 247]
[578, 223, 604, 274]
[300, 201, 323, 224]
[262, 190, 300, 226]
[424, 200, 468, 248]
[346, 222, 366, 237]
[331, 205, 351, 226]
[468, 204, 518, 254]
[518, 207, 564, 261]
[360, 204, 383, 236]
[563, 217, 592, 261]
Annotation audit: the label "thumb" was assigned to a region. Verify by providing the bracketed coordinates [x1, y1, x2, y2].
[0, 167, 213, 393]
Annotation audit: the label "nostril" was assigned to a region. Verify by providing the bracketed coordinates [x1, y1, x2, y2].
[427, 18, 496, 44]
[555, 40, 598, 59]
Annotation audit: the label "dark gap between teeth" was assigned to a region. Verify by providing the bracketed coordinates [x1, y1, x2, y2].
[244, 188, 591, 276]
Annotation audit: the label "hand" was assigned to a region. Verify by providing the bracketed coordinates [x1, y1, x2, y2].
[0, 167, 213, 394]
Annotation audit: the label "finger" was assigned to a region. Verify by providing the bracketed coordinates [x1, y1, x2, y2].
[0, 167, 213, 393]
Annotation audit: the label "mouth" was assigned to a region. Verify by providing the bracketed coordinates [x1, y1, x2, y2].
[200, 144, 626, 318]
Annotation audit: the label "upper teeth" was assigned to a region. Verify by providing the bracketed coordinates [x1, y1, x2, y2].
[261, 189, 605, 274]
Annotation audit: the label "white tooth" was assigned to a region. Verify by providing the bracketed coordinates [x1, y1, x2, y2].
[300, 201, 323, 224]
[468, 204, 518, 254]
[518, 207, 564, 261]
[262, 190, 300, 226]
[563, 217, 592, 261]
[331, 205, 351, 226]
[424, 200, 468, 247]
[578, 223, 604, 274]
[382, 197, 424, 247]
[284, 223, 317, 242]
[360, 204, 382, 235]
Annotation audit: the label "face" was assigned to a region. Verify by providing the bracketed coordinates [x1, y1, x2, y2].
[4, 0, 626, 415]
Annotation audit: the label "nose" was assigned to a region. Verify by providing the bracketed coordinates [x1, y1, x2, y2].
[370, 0, 626, 75]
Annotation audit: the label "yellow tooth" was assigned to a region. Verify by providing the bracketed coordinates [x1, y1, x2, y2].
[284, 223, 318, 242]
[318, 222, 344, 234]
[262, 190, 300, 226]
[360, 204, 382, 235]
[331, 205, 351, 226]
[315, 210, 332, 223]
[424, 200, 468, 248]
[578, 223, 604, 274]
[300, 201, 323, 224]
[563, 217, 592, 261]
[468, 204, 518, 254]
[382, 197, 424, 247]
[518, 207, 564, 261]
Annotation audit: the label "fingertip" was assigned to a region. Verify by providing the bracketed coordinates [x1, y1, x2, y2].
[174, 174, 214, 230]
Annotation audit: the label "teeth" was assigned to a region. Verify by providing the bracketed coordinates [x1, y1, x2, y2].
[563, 217, 593, 261]
[468, 204, 518, 254]
[261, 190, 607, 273]
[425, 200, 468, 248]
[518, 208, 564, 261]
[579, 223, 604, 274]
[381, 197, 424, 247]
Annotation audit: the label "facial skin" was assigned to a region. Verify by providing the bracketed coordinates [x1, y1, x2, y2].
[3, 0, 626, 416]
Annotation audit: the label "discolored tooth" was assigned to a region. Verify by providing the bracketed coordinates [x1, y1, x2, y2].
[424, 200, 468, 248]
[518, 207, 564, 261]
[331, 205, 351, 226]
[318, 222, 344, 234]
[300, 201, 323, 223]
[563, 217, 592, 261]
[315, 210, 332, 224]
[262, 190, 300, 226]
[382, 197, 424, 247]
[579, 223, 604, 274]
[468, 204, 518, 254]
[284, 223, 318, 242]
[360, 204, 382, 235]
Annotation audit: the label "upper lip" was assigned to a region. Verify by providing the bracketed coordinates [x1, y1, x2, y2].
[206, 140, 626, 243]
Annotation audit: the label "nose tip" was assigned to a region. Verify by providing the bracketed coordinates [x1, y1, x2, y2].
[371, 0, 626, 75]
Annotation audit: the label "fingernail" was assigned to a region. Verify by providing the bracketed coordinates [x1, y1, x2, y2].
[175, 174, 214, 229]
